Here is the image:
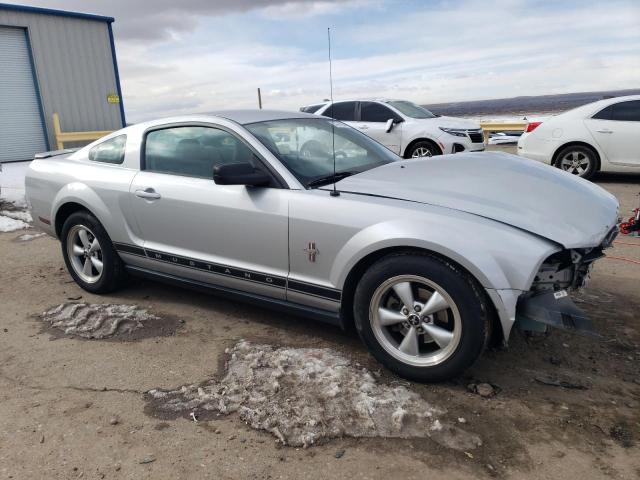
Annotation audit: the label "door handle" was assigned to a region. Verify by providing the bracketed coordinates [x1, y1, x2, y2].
[135, 188, 161, 200]
[596, 129, 613, 134]
[358, 125, 369, 130]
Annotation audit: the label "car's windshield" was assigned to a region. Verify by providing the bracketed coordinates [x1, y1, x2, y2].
[245, 118, 398, 187]
[385, 100, 436, 119]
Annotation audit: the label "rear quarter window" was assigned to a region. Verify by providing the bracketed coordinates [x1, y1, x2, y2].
[88, 135, 126, 164]
[300, 104, 326, 114]
[592, 105, 612, 120]
[322, 102, 357, 121]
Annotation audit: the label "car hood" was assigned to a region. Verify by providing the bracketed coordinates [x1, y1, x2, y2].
[333, 152, 619, 248]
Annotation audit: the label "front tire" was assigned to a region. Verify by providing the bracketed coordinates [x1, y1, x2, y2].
[61, 211, 126, 293]
[406, 141, 441, 158]
[354, 253, 488, 382]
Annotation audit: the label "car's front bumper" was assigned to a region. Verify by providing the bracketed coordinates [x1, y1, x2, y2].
[446, 140, 485, 154]
[516, 290, 594, 335]
[437, 129, 485, 154]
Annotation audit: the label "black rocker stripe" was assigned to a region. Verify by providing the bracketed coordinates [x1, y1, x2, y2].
[113, 242, 146, 257]
[142, 248, 288, 288]
[114, 243, 341, 301]
[287, 280, 342, 301]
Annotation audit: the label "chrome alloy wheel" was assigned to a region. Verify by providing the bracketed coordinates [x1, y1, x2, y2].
[411, 147, 433, 158]
[66, 224, 103, 284]
[559, 150, 591, 176]
[369, 275, 462, 367]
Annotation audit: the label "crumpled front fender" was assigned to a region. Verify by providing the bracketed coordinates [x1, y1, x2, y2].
[331, 210, 561, 341]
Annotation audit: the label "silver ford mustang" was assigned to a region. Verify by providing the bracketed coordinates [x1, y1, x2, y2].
[25, 110, 619, 382]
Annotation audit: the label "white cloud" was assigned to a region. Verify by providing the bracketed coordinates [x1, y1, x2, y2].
[18, 0, 637, 121]
[260, 0, 378, 19]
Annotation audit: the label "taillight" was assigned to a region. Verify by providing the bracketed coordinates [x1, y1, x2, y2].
[526, 121, 542, 133]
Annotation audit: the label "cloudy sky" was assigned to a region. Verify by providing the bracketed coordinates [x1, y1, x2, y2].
[12, 0, 640, 122]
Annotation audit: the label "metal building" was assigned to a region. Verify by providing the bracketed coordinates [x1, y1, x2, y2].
[0, 3, 125, 162]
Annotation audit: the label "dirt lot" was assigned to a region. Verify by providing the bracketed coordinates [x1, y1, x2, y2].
[1, 157, 639, 479]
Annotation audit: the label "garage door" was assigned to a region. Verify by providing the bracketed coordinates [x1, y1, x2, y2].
[0, 27, 48, 162]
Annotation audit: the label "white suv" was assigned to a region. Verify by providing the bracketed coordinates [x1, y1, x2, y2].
[302, 99, 485, 157]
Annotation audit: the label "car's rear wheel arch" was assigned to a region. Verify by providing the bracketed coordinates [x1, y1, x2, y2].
[340, 247, 502, 344]
[403, 138, 442, 158]
[552, 141, 600, 171]
[55, 202, 91, 238]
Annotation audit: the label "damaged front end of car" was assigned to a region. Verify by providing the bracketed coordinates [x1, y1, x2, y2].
[515, 227, 618, 336]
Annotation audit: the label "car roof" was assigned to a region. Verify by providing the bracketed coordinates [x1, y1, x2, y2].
[319, 98, 403, 104]
[561, 94, 640, 118]
[302, 98, 401, 108]
[211, 109, 318, 124]
[130, 110, 320, 131]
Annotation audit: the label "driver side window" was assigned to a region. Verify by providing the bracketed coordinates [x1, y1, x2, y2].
[360, 102, 400, 123]
[144, 126, 259, 179]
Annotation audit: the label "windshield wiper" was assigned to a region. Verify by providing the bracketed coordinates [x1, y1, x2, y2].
[307, 171, 357, 188]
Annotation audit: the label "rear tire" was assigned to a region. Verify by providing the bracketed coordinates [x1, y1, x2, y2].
[555, 145, 597, 179]
[60, 211, 126, 294]
[353, 253, 488, 382]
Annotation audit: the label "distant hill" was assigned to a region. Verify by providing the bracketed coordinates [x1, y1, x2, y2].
[423, 89, 640, 117]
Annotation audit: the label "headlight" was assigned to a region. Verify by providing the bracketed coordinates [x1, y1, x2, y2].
[439, 127, 467, 137]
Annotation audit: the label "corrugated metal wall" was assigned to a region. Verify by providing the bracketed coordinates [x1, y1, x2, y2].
[0, 9, 123, 150]
[0, 26, 48, 161]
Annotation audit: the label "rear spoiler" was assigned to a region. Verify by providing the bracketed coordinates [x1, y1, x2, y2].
[34, 148, 79, 159]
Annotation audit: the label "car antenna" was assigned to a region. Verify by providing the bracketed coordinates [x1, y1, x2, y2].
[327, 27, 339, 197]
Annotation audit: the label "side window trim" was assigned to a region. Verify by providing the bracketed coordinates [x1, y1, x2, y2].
[140, 122, 286, 188]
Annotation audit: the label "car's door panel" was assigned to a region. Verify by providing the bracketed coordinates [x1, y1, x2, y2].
[129, 172, 290, 299]
[353, 102, 403, 154]
[586, 100, 640, 166]
[604, 121, 640, 166]
[127, 124, 290, 300]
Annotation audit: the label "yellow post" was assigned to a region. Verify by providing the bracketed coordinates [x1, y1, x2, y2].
[51, 112, 113, 149]
[52, 112, 64, 150]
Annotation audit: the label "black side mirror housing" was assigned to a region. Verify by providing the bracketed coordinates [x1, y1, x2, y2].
[213, 162, 271, 187]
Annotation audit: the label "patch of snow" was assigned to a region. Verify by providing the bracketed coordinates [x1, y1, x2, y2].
[17, 232, 46, 241]
[41, 303, 159, 339]
[0, 161, 30, 204]
[1, 209, 32, 222]
[147, 341, 482, 451]
[0, 215, 29, 232]
[0, 197, 32, 233]
[7, 197, 28, 209]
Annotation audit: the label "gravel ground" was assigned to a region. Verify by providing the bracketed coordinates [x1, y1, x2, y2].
[1, 151, 639, 479]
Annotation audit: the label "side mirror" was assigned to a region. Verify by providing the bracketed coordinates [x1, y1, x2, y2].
[385, 118, 395, 133]
[213, 162, 271, 187]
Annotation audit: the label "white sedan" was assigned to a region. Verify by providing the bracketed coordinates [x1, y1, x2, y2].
[517, 95, 640, 179]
